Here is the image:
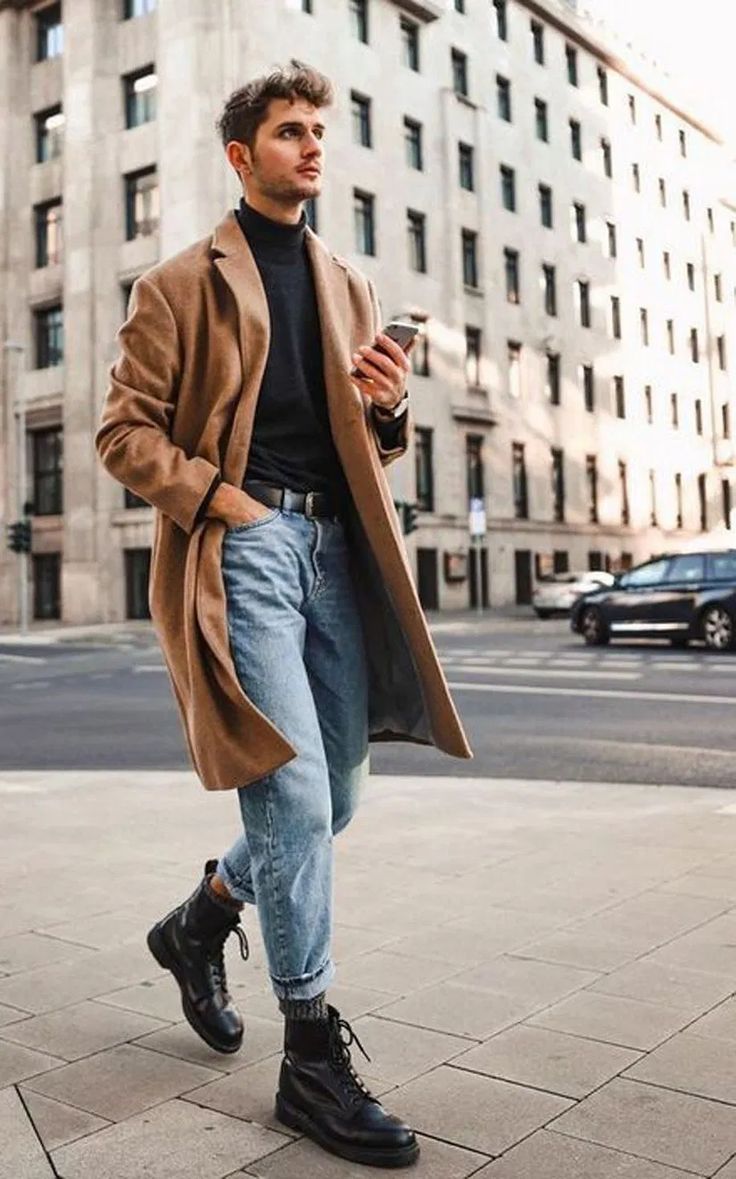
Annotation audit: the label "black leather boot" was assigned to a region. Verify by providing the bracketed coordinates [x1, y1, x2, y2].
[146, 859, 248, 1054]
[275, 1004, 419, 1168]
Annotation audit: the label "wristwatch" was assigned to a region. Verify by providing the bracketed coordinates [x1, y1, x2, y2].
[373, 392, 410, 420]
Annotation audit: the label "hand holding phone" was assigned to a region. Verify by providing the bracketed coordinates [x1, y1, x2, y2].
[350, 320, 419, 379]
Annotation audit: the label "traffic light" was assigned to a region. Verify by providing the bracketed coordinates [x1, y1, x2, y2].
[6, 519, 31, 554]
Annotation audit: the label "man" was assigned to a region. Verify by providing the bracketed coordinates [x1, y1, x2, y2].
[96, 61, 471, 1168]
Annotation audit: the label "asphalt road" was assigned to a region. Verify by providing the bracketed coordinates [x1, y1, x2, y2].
[0, 616, 734, 788]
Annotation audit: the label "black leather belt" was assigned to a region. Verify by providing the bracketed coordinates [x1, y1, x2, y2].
[243, 481, 342, 520]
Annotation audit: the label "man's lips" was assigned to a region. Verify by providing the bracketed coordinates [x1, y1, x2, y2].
[298, 167, 321, 175]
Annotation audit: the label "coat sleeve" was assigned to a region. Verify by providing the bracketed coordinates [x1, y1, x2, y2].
[364, 278, 410, 468]
[95, 275, 221, 535]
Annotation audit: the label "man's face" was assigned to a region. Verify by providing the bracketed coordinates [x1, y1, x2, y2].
[242, 97, 325, 207]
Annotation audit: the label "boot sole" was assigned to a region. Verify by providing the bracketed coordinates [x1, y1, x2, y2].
[275, 1092, 420, 1168]
[146, 924, 243, 1056]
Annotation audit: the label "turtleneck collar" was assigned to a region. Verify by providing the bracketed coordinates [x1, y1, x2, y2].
[236, 196, 307, 254]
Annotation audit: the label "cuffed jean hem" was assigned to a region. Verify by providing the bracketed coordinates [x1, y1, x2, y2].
[215, 857, 257, 907]
[270, 956, 336, 1003]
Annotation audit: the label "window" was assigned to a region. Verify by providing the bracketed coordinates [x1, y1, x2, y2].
[34, 305, 63, 368]
[401, 17, 420, 70]
[302, 0, 313, 11]
[451, 48, 468, 97]
[32, 553, 61, 620]
[569, 119, 581, 160]
[686, 262, 695, 291]
[124, 67, 157, 129]
[462, 229, 478, 288]
[645, 384, 653, 424]
[610, 295, 621, 339]
[410, 318, 429, 377]
[512, 443, 528, 518]
[675, 474, 684, 529]
[671, 392, 679, 428]
[32, 427, 63, 517]
[407, 209, 426, 273]
[710, 551, 736, 579]
[35, 106, 64, 163]
[690, 327, 699, 364]
[125, 167, 159, 240]
[551, 448, 565, 521]
[465, 326, 482, 388]
[124, 0, 156, 15]
[632, 162, 640, 192]
[124, 549, 152, 620]
[658, 177, 666, 206]
[640, 307, 649, 346]
[458, 142, 474, 190]
[125, 487, 149, 508]
[304, 196, 318, 232]
[351, 92, 371, 147]
[531, 19, 544, 64]
[601, 137, 612, 177]
[565, 43, 578, 85]
[698, 473, 708, 530]
[654, 112, 662, 139]
[353, 189, 375, 255]
[572, 202, 586, 243]
[34, 200, 63, 268]
[404, 118, 423, 170]
[628, 93, 636, 123]
[606, 221, 617, 258]
[717, 334, 727, 371]
[722, 402, 731, 439]
[679, 128, 687, 157]
[500, 165, 516, 211]
[546, 352, 560, 405]
[496, 75, 511, 121]
[36, 3, 63, 61]
[504, 247, 519, 303]
[663, 251, 671, 280]
[695, 398, 703, 435]
[349, 0, 368, 43]
[454, 0, 465, 10]
[414, 428, 434, 511]
[577, 279, 591, 328]
[586, 455, 598, 523]
[597, 65, 608, 104]
[614, 375, 625, 418]
[534, 97, 548, 142]
[723, 480, 732, 530]
[539, 184, 553, 228]
[581, 363, 594, 412]
[542, 264, 556, 316]
[649, 470, 657, 526]
[666, 319, 674, 354]
[493, 0, 507, 41]
[466, 435, 485, 501]
[637, 238, 645, 267]
[682, 189, 691, 221]
[715, 273, 723, 302]
[619, 460, 629, 526]
[507, 341, 522, 398]
[708, 207, 715, 233]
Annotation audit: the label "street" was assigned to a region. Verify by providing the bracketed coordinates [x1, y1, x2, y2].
[1, 615, 734, 788]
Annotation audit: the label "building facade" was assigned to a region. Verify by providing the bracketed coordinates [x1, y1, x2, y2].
[0, 0, 735, 623]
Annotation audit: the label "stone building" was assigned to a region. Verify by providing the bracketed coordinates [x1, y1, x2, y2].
[0, 0, 734, 622]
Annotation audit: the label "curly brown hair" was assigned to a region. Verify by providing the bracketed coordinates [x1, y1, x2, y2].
[215, 60, 334, 152]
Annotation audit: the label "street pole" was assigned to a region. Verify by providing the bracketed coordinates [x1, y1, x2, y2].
[3, 341, 28, 633]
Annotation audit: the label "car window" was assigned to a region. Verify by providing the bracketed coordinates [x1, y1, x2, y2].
[708, 552, 736, 581]
[624, 558, 671, 588]
[664, 554, 705, 583]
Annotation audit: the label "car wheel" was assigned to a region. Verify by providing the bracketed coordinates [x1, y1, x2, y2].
[701, 605, 736, 651]
[580, 606, 610, 646]
[669, 636, 690, 648]
[535, 609, 552, 619]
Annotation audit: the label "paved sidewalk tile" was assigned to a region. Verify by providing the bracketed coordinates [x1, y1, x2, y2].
[588, 958, 736, 1016]
[624, 1030, 736, 1105]
[132, 1015, 283, 1073]
[0, 1084, 55, 1178]
[528, 990, 692, 1050]
[0, 999, 166, 1061]
[51, 1097, 287, 1179]
[374, 980, 537, 1040]
[243, 1133, 490, 1177]
[388, 1064, 572, 1155]
[0, 1040, 65, 1087]
[472, 1129, 697, 1177]
[22, 1091, 110, 1152]
[550, 1076, 736, 1174]
[453, 1024, 641, 1099]
[0, 932, 93, 975]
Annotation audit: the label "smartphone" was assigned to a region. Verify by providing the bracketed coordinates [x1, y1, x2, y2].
[350, 320, 420, 378]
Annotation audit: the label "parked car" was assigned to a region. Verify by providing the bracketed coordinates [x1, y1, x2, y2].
[570, 549, 736, 650]
[533, 570, 616, 618]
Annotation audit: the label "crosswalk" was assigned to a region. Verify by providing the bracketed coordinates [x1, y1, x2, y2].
[437, 647, 736, 682]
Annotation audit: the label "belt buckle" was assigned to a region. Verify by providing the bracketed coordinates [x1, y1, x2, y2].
[304, 491, 316, 518]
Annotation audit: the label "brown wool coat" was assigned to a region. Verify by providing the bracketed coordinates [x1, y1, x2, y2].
[95, 209, 473, 789]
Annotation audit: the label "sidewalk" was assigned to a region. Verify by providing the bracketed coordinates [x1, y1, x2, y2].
[2, 769, 736, 1177]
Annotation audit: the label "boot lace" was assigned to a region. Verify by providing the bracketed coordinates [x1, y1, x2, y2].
[206, 922, 249, 999]
[328, 1009, 377, 1106]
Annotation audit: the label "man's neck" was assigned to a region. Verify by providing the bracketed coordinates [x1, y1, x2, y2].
[242, 192, 303, 226]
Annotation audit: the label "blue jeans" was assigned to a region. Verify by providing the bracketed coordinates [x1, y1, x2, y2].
[216, 507, 370, 1001]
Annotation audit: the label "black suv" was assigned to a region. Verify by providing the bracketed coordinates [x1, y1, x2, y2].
[570, 549, 736, 650]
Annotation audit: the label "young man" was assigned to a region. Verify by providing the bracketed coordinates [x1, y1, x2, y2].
[96, 61, 471, 1168]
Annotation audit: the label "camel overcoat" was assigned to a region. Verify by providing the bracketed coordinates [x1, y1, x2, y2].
[95, 208, 473, 789]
